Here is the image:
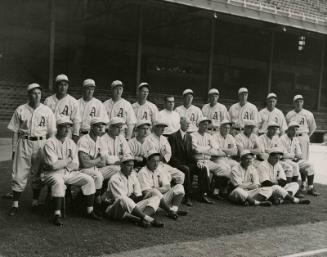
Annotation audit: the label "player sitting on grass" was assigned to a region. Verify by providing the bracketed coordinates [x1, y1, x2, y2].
[103, 154, 164, 228]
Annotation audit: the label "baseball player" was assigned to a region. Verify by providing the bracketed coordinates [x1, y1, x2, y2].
[278, 121, 319, 196]
[77, 117, 107, 208]
[100, 117, 132, 180]
[286, 95, 317, 160]
[201, 88, 230, 132]
[159, 95, 180, 136]
[175, 89, 203, 133]
[229, 87, 260, 134]
[257, 147, 310, 205]
[8, 83, 56, 216]
[132, 82, 159, 124]
[258, 93, 287, 135]
[229, 150, 272, 207]
[142, 118, 185, 185]
[257, 121, 280, 161]
[138, 150, 188, 220]
[41, 117, 101, 226]
[44, 74, 81, 143]
[78, 79, 108, 135]
[103, 80, 137, 140]
[103, 154, 164, 228]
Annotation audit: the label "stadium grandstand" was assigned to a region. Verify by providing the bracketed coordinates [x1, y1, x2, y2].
[0, 0, 326, 140]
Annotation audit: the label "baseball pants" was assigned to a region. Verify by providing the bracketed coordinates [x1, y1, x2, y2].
[229, 187, 273, 204]
[80, 167, 104, 190]
[270, 183, 299, 199]
[162, 184, 185, 207]
[297, 134, 310, 160]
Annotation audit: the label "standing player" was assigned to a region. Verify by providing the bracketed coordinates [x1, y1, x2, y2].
[44, 74, 81, 143]
[132, 82, 159, 124]
[8, 83, 56, 216]
[159, 96, 180, 136]
[258, 93, 287, 135]
[175, 89, 203, 133]
[103, 80, 137, 140]
[202, 88, 229, 132]
[286, 95, 316, 161]
[78, 79, 108, 135]
[229, 87, 260, 133]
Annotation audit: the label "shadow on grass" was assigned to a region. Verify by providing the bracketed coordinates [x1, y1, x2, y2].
[0, 160, 326, 257]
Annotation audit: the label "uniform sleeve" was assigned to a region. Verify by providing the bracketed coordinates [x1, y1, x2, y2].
[230, 167, 243, 187]
[126, 103, 137, 125]
[121, 137, 132, 156]
[70, 142, 79, 169]
[77, 137, 89, 154]
[222, 105, 230, 121]
[277, 163, 286, 181]
[162, 137, 172, 162]
[294, 139, 302, 158]
[158, 171, 171, 187]
[257, 163, 270, 183]
[47, 111, 57, 136]
[7, 108, 20, 133]
[250, 167, 260, 186]
[252, 105, 260, 126]
[71, 100, 81, 136]
[279, 110, 288, 134]
[43, 140, 59, 166]
[100, 102, 110, 124]
[131, 172, 142, 197]
[138, 170, 152, 192]
[109, 178, 126, 199]
[307, 112, 317, 136]
[191, 133, 210, 153]
[151, 104, 159, 124]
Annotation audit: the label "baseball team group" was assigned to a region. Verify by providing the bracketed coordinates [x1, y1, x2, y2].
[5, 73, 320, 227]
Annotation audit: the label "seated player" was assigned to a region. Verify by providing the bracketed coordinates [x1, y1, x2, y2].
[138, 150, 188, 220]
[103, 154, 164, 228]
[42, 117, 101, 226]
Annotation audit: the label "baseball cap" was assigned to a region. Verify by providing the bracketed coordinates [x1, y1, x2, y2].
[109, 117, 125, 126]
[153, 118, 168, 127]
[238, 87, 248, 94]
[138, 82, 150, 90]
[55, 74, 69, 83]
[293, 95, 304, 102]
[82, 79, 96, 88]
[198, 117, 211, 125]
[145, 149, 161, 160]
[267, 121, 280, 128]
[240, 150, 254, 158]
[90, 117, 107, 126]
[121, 154, 135, 163]
[266, 93, 277, 99]
[182, 89, 193, 96]
[243, 120, 256, 127]
[287, 121, 300, 129]
[27, 83, 41, 92]
[111, 80, 123, 89]
[269, 147, 284, 156]
[56, 116, 73, 126]
[220, 119, 232, 126]
[208, 88, 219, 95]
[136, 119, 151, 128]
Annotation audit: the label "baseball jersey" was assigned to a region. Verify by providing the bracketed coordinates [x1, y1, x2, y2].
[213, 132, 237, 150]
[175, 105, 203, 133]
[77, 134, 106, 160]
[230, 163, 260, 187]
[142, 133, 171, 163]
[191, 131, 219, 154]
[100, 133, 132, 164]
[158, 109, 180, 135]
[128, 137, 146, 158]
[138, 166, 171, 192]
[132, 100, 159, 124]
[78, 97, 109, 131]
[103, 98, 137, 126]
[277, 134, 302, 158]
[107, 171, 142, 201]
[286, 109, 317, 135]
[43, 136, 79, 172]
[235, 132, 260, 151]
[257, 160, 286, 184]
[8, 103, 56, 137]
[202, 103, 230, 128]
[44, 94, 81, 136]
[258, 134, 279, 153]
[229, 102, 260, 128]
[258, 107, 287, 134]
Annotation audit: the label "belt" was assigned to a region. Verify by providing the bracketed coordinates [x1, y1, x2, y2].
[296, 133, 307, 137]
[23, 136, 45, 141]
[207, 128, 217, 132]
[232, 127, 242, 131]
[80, 130, 89, 135]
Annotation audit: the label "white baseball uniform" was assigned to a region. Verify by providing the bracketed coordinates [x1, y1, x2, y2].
[258, 107, 287, 134]
[8, 103, 56, 192]
[158, 109, 180, 135]
[235, 132, 260, 153]
[202, 103, 230, 129]
[175, 105, 203, 133]
[132, 100, 159, 124]
[128, 137, 146, 159]
[229, 102, 260, 129]
[212, 132, 238, 168]
[78, 97, 109, 133]
[286, 109, 316, 160]
[42, 136, 95, 197]
[44, 94, 81, 136]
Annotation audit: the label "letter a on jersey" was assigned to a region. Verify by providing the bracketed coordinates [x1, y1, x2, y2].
[90, 107, 96, 117]
[142, 112, 148, 120]
[39, 116, 46, 127]
[61, 105, 69, 116]
[117, 108, 124, 117]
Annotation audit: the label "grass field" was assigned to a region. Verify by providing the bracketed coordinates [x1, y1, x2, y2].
[0, 158, 327, 257]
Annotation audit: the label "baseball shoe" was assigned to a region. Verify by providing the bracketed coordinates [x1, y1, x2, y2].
[258, 201, 272, 207]
[166, 210, 178, 220]
[53, 215, 63, 226]
[183, 198, 193, 207]
[2, 192, 13, 199]
[86, 211, 102, 221]
[200, 195, 213, 204]
[295, 191, 305, 198]
[177, 210, 188, 216]
[298, 199, 310, 204]
[151, 219, 164, 228]
[307, 188, 320, 196]
[137, 219, 151, 228]
[8, 207, 18, 216]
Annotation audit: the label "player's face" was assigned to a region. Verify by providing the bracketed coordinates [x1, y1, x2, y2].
[28, 88, 42, 105]
[241, 155, 253, 167]
[287, 126, 298, 138]
[121, 160, 134, 177]
[112, 86, 123, 98]
[244, 125, 254, 135]
[268, 153, 281, 165]
[180, 119, 190, 132]
[266, 98, 277, 109]
[56, 81, 69, 95]
[153, 125, 165, 137]
[198, 121, 209, 133]
[165, 97, 175, 111]
[92, 123, 105, 136]
[139, 87, 149, 100]
[209, 94, 219, 104]
[84, 86, 95, 100]
[220, 124, 231, 136]
[294, 99, 304, 110]
[57, 124, 72, 138]
[183, 94, 193, 106]
[110, 124, 123, 136]
[267, 126, 278, 136]
[238, 92, 248, 102]
[147, 155, 160, 171]
[137, 124, 150, 137]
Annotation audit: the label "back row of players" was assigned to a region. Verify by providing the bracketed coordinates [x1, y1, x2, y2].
[7, 74, 318, 227]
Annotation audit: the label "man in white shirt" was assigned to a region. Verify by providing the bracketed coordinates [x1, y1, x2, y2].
[78, 79, 108, 135]
[175, 89, 203, 133]
[159, 95, 180, 136]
